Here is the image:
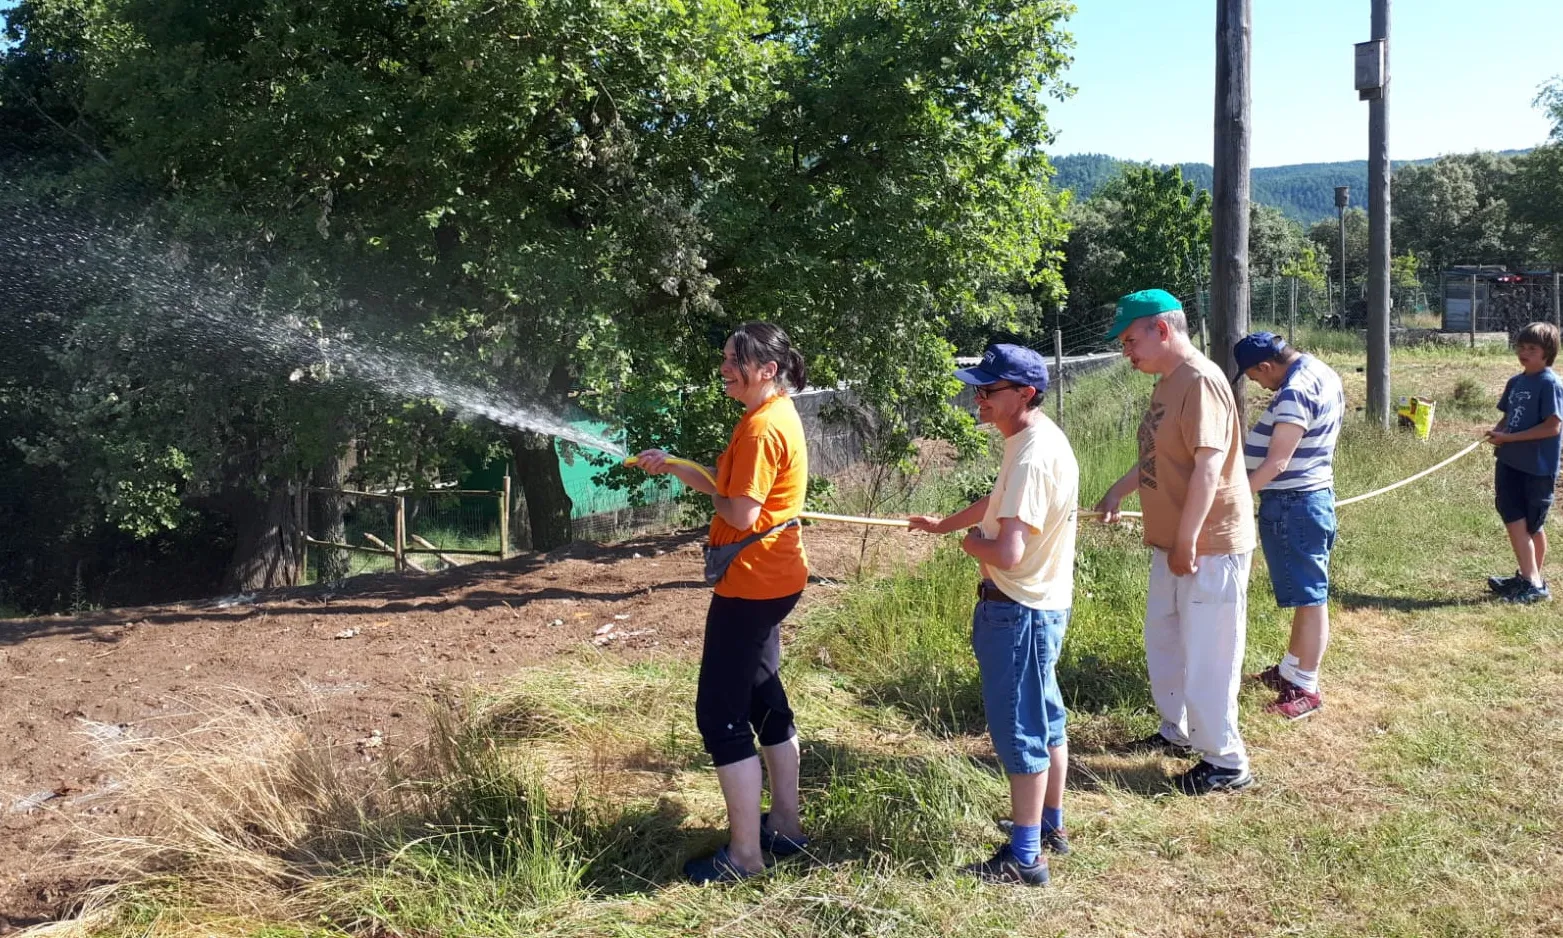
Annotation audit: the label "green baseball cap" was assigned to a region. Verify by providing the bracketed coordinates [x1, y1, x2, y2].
[1105, 288, 1183, 340]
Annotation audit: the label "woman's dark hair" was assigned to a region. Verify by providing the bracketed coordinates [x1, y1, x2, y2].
[729, 321, 807, 393]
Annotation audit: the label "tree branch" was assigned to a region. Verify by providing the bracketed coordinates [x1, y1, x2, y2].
[11, 81, 111, 166]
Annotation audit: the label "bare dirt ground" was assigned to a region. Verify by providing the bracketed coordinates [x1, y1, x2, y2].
[0, 523, 926, 931]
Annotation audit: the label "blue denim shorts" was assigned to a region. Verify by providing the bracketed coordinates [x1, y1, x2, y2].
[1258, 488, 1338, 608]
[971, 600, 1069, 775]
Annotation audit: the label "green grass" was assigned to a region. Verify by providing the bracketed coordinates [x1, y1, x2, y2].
[58, 344, 1563, 938]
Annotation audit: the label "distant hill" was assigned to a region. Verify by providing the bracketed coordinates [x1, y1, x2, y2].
[1052, 151, 1529, 224]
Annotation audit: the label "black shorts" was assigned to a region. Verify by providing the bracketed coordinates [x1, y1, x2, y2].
[695, 591, 802, 767]
[1495, 462, 1555, 535]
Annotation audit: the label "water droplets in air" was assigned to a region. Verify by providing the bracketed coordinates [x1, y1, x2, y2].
[0, 202, 625, 457]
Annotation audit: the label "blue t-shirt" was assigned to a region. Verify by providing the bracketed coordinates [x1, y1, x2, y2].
[1496, 368, 1563, 479]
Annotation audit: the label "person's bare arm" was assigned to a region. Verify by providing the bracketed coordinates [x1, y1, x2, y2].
[961, 517, 1030, 570]
[908, 496, 992, 534]
[1248, 422, 1306, 493]
[1171, 447, 1223, 576]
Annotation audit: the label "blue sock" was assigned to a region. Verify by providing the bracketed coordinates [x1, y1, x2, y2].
[1010, 823, 1042, 866]
[1042, 806, 1064, 834]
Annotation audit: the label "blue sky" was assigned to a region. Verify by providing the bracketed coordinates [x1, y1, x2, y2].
[4, 0, 1558, 167]
[1048, 0, 1562, 167]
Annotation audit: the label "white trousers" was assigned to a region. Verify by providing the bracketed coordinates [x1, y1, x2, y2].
[1144, 549, 1252, 772]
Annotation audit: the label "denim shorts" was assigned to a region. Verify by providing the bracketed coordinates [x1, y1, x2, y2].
[1494, 462, 1555, 535]
[970, 600, 1069, 775]
[1258, 488, 1337, 608]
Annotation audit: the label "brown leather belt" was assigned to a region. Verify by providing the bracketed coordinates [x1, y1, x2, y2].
[977, 580, 1018, 604]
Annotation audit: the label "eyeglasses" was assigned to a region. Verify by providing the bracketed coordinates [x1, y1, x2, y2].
[974, 382, 1024, 400]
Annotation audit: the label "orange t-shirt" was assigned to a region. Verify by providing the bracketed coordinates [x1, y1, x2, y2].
[708, 395, 810, 599]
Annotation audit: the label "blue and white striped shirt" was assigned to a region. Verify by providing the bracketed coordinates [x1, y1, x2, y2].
[1244, 354, 1344, 492]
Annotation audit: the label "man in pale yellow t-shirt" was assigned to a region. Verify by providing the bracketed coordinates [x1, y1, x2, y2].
[910, 343, 1078, 887]
[1094, 289, 1258, 796]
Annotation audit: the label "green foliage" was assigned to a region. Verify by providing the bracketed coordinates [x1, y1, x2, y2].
[1096, 165, 1211, 296]
[1282, 244, 1328, 292]
[1248, 202, 1310, 277]
[1061, 166, 1210, 330]
[1509, 143, 1563, 269]
[1393, 153, 1539, 274]
[1538, 77, 1563, 142]
[0, 0, 1079, 606]
[1052, 152, 1512, 225]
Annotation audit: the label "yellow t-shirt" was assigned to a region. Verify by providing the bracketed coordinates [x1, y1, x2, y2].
[708, 395, 810, 599]
[978, 415, 1079, 610]
[1136, 355, 1256, 555]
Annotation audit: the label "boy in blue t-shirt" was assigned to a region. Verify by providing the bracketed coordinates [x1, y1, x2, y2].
[1486, 322, 1563, 604]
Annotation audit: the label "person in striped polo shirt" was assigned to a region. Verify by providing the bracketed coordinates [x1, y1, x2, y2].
[1235, 333, 1345, 721]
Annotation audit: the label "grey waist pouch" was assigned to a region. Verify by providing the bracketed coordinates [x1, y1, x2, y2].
[704, 518, 801, 587]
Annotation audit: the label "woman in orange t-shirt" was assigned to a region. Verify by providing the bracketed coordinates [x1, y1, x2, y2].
[633, 321, 810, 883]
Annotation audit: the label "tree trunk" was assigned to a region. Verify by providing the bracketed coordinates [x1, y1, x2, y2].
[222, 479, 305, 592]
[311, 444, 355, 587]
[509, 430, 572, 550]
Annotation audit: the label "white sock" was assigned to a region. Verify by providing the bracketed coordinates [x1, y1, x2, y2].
[1279, 654, 1320, 694]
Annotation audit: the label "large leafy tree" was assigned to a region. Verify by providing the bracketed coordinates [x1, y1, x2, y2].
[1393, 153, 1536, 274]
[1, 0, 1075, 599]
[1060, 164, 1210, 340]
[1247, 202, 1309, 278]
[1511, 79, 1563, 269]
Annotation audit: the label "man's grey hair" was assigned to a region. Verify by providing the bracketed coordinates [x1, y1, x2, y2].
[1137, 309, 1188, 336]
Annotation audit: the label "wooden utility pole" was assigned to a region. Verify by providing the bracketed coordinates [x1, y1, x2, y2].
[1359, 0, 1392, 427]
[1212, 0, 1252, 414]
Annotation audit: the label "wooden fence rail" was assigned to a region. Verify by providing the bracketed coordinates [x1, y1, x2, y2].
[300, 476, 510, 577]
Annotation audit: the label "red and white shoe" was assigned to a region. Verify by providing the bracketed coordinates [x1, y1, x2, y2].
[1264, 680, 1323, 720]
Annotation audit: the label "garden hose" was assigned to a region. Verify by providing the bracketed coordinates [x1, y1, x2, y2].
[622, 454, 1138, 525]
[627, 436, 1488, 528]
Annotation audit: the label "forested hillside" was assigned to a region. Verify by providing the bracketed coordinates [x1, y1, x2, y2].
[1054, 152, 1530, 223]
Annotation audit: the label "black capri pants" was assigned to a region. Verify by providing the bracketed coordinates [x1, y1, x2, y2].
[695, 591, 802, 767]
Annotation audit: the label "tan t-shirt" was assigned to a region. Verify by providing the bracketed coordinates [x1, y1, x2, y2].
[979, 415, 1079, 610]
[1136, 355, 1256, 555]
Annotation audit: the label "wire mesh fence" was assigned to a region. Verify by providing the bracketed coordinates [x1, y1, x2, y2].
[405, 490, 505, 555]
[306, 490, 399, 584]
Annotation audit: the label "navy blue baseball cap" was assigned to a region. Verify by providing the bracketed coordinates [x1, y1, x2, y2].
[954, 343, 1049, 396]
[1234, 332, 1287, 371]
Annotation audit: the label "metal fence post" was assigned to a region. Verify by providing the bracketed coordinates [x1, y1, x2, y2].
[1053, 327, 1064, 430]
[499, 475, 512, 560]
[1554, 272, 1561, 329]
[1288, 276, 1298, 343]
[1470, 273, 1477, 349]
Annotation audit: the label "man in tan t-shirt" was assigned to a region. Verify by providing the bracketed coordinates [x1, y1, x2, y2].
[1094, 289, 1257, 795]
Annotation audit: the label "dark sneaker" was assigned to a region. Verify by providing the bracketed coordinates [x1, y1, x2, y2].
[1264, 681, 1323, 720]
[1041, 827, 1072, 856]
[959, 845, 1049, 886]
[683, 846, 766, 885]
[759, 812, 810, 858]
[1113, 731, 1194, 759]
[1248, 664, 1286, 693]
[996, 819, 1071, 856]
[1488, 570, 1526, 594]
[1174, 760, 1254, 795]
[1505, 581, 1552, 604]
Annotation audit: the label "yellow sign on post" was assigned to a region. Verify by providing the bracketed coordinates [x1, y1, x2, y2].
[1395, 397, 1436, 441]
